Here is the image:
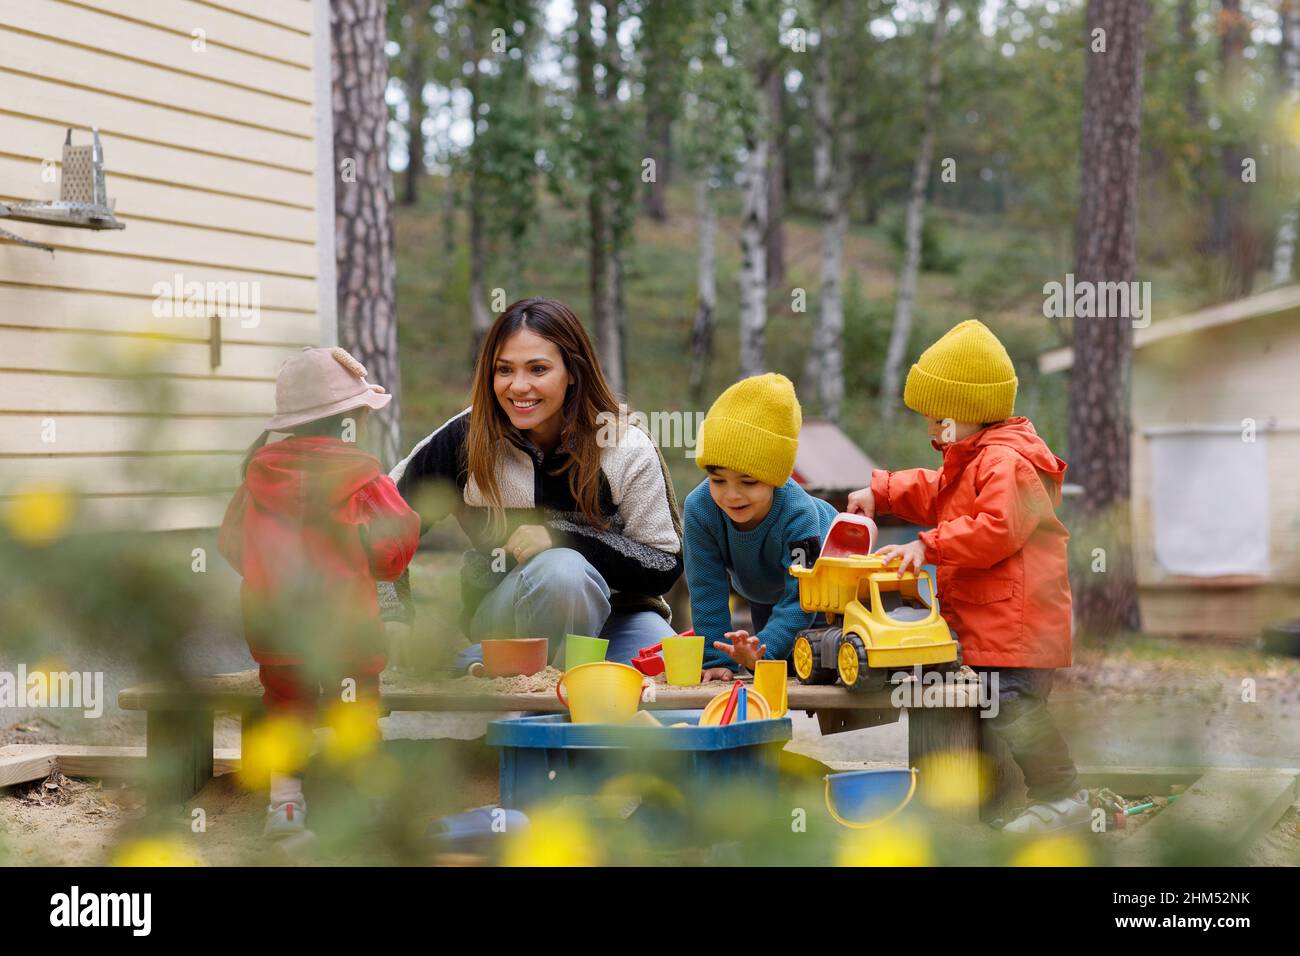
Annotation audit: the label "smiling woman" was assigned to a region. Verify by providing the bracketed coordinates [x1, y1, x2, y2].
[381, 298, 683, 672]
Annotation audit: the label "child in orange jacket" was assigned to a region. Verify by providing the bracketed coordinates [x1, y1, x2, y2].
[219, 347, 421, 843]
[849, 320, 1087, 833]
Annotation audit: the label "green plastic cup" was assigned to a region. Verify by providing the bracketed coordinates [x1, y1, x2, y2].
[564, 633, 609, 669]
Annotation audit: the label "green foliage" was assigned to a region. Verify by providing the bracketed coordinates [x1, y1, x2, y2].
[885, 209, 962, 274]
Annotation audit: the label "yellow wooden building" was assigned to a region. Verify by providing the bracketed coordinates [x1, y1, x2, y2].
[0, 0, 334, 531]
[1040, 285, 1300, 638]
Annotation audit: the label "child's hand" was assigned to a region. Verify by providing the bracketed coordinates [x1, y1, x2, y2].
[701, 667, 737, 683]
[846, 487, 875, 517]
[712, 630, 767, 672]
[506, 524, 552, 564]
[875, 540, 927, 577]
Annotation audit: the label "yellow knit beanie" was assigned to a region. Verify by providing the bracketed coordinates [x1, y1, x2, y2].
[903, 320, 1018, 423]
[695, 373, 801, 487]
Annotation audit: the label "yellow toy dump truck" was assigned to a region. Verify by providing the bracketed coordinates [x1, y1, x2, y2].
[789, 514, 959, 691]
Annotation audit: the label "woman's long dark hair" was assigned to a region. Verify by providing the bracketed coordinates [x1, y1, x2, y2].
[466, 298, 620, 531]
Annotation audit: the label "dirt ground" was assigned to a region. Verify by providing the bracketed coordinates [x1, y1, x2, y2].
[3, 637, 1299, 866]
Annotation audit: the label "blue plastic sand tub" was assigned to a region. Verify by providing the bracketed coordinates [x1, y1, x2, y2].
[487, 710, 792, 809]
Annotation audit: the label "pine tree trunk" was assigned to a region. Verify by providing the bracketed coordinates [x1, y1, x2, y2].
[1067, 0, 1148, 637]
[1212, 0, 1256, 297]
[881, 0, 947, 421]
[603, 0, 627, 397]
[739, 127, 769, 379]
[1273, 0, 1300, 286]
[331, 0, 401, 467]
[689, 174, 716, 403]
[401, 6, 427, 208]
[805, 2, 846, 421]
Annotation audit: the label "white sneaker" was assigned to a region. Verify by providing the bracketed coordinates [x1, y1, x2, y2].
[999, 789, 1092, 834]
[264, 801, 308, 839]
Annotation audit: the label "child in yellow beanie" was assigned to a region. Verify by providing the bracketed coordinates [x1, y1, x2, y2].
[849, 320, 1085, 833]
[684, 373, 837, 679]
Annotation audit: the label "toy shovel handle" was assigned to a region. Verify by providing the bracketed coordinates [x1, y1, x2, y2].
[555, 673, 569, 709]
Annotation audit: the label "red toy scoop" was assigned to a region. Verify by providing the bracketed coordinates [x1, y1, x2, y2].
[820, 513, 878, 558]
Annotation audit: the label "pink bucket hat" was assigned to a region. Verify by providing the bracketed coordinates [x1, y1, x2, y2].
[265, 346, 392, 432]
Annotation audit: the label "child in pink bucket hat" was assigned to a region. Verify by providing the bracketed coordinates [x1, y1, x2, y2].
[219, 348, 420, 846]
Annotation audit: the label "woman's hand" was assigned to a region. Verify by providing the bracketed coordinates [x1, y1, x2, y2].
[712, 630, 767, 673]
[846, 486, 875, 517]
[875, 540, 927, 577]
[505, 524, 553, 565]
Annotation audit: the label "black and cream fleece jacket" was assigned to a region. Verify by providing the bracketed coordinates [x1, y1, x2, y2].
[378, 408, 684, 634]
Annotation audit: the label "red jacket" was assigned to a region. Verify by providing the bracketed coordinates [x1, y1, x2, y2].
[870, 418, 1073, 668]
[218, 437, 420, 667]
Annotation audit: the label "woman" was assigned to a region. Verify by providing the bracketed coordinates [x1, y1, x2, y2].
[381, 298, 682, 671]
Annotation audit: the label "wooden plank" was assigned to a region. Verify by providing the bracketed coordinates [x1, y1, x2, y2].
[0, 371, 275, 416]
[0, 247, 320, 312]
[1, 453, 242, 496]
[0, 113, 316, 207]
[196, 0, 315, 34]
[0, 23, 314, 135]
[0, 746, 59, 787]
[0, 0, 313, 100]
[62, 0, 316, 67]
[0, 216, 318, 280]
[0, 155, 318, 242]
[0, 414, 270, 455]
[118, 672, 987, 714]
[0, 329, 305, 380]
[57, 745, 240, 779]
[1119, 769, 1299, 862]
[0, 72, 314, 171]
[0, 287, 320, 344]
[1075, 766, 1208, 795]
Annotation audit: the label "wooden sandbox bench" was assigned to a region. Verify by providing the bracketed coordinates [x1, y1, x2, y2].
[119, 670, 994, 816]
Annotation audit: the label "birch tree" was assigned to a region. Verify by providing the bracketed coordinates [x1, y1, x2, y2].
[880, 0, 949, 421]
[802, 0, 848, 421]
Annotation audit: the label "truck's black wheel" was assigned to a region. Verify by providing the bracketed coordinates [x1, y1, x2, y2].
[792, 630, 838, 685]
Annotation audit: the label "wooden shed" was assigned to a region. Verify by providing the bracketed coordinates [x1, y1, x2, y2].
[0, 0, 335, 531]
[1039, 285, 1300, 638]
[792, 418, 878, 513]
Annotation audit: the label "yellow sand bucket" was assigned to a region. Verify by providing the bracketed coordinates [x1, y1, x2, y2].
[699, 687, 771, 725]
[555, 661, 649, 724]
[661, 634, 705, 686]
[753, 660, 788, 718]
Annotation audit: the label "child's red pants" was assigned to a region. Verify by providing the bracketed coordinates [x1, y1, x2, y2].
[258, 657, 386, 721]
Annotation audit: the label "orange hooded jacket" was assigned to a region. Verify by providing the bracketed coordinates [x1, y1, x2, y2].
[870, 418, 1072, 668]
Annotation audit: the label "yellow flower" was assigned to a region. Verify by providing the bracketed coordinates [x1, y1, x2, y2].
[914, 750, 990, 813]
[114, 837, 202, 867]
[504, 806, 600, 867]
[1011, 834, 1090, 868]
[5, 484, 73, 545]
[836, 821, 933, 867]
[236, 714, 312, 790]
[322, 700, 382, 764]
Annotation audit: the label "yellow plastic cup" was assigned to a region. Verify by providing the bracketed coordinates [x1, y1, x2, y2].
[564, 633, 609, 669]
[661, 635, 705, 686]
[753, 659, 788, 718]
[555, 661, 647, 724]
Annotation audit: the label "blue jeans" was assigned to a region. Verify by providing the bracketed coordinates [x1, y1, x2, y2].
[450, 548, 676, 674]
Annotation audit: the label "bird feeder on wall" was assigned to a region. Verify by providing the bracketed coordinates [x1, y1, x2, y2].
[0, 128, 126, 252]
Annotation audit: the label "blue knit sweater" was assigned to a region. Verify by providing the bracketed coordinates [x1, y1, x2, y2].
[683, 478, 838, 670]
